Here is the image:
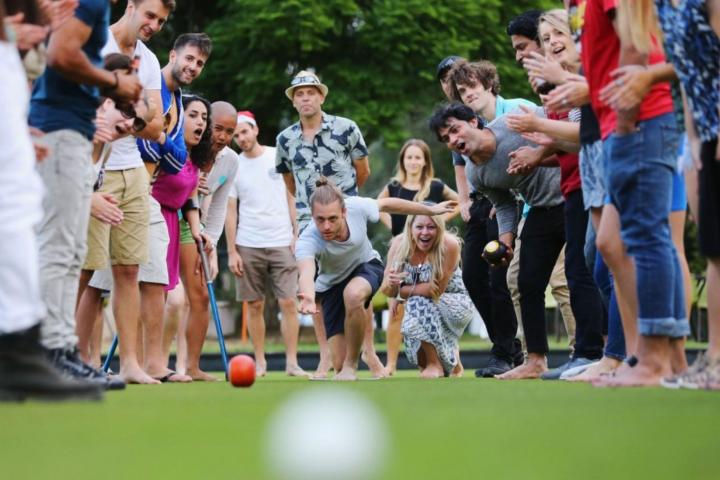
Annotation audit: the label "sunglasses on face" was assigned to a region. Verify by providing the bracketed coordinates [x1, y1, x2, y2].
[118, 104, 147, 133]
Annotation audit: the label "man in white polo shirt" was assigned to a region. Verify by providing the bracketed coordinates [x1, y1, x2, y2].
[225, 112, 306, 378]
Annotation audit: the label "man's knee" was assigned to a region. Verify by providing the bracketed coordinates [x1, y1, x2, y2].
[277, 297, 296, 312]
[113, 264, 139, 285]
[247, 300, 264, 315]
[343, 287, 369, 311]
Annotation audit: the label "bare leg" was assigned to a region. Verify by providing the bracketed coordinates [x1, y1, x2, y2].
[596, 204, 639, 357]
[161, 282, 187, 370]
[76, 281, 103, 364]
[707, 258, 720, 360]
[277, 297, 307, 376]
[496, 352, 547, 380]
[88, 303, 104, 369]
[311, 308, 333, 378]
[334, 278, 372, 381]
[384, 302, 403, 376]
[112, 264, 159, 384]
[450, 347, 464, 377]
[328, 334, 347, 374]
[180, 243, 216, 381]
[360, 305, 385, 378]
[246, 299, 267, 377]
[419, 342, 444, 379]
[141, 282, 190, 382]
[599, 336, 673, 387]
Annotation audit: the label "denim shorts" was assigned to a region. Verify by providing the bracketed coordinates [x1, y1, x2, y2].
[579, 139, 605, 210]
[602, 113, 689, 338]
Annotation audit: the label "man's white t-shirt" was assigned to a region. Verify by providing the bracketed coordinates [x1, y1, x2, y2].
[295, 197, 381, 292]
[101, 32, 161, 171]
[229, 146, 293, 248]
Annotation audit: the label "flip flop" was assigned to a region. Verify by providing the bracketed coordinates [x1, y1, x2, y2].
[154, 370, 191, 383]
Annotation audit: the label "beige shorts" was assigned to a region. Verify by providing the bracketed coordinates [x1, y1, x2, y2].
[88, 197, 169, 289]
[235, 246, 298, 302]
[84, 167, 150, 270]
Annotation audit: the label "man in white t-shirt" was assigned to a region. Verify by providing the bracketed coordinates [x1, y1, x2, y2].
[80, 0, 174, 385]
[225, 112, 306, 378]
[296, 179, 456, 381]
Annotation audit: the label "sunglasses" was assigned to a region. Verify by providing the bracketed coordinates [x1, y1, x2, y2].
[290, 75, 320, 86]
[118, 103, 148, 133]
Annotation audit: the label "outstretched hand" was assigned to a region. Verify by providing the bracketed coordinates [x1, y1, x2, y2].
[297, 292, 317, 315]
[429, 200, 458, 215]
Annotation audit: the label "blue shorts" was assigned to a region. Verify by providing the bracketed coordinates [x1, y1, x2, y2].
[316, 259, 385, 339]
[671, 171, 687, 212]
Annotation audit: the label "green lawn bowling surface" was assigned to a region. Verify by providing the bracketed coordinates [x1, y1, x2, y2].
[2, 372, 719, 480]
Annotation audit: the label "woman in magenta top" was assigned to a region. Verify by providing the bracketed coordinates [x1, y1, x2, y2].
[151, 95, 214, 290]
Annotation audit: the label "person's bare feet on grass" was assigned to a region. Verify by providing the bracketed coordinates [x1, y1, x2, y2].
[286, 364, 309, 377]
[420, 364, 444, 378]
[594, 359, 670, 388]
[148, 368, 193, 383]
[312, 358, 333, 379]
[383, 365, 396, 377]
[568, 356, 621, 383]
[496, 356, 547, 380]
[450, 360, 464, 377]
[361, 351, 387, 378]
[121, 365, 162, 385]
[255, 359, 268, 378]
[186, 368, 218, 382]
[334, 367, 358, 381]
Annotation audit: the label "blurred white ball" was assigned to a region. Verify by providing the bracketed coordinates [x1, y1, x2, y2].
[264, 388, 389, 480]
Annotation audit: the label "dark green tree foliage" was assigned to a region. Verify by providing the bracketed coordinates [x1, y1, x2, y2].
[198, 0, 556, 146]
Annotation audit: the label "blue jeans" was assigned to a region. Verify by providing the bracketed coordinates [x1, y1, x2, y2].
[603, 113, 689, 338]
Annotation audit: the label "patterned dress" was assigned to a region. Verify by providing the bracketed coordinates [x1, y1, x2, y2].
[401, 263, 474, 375]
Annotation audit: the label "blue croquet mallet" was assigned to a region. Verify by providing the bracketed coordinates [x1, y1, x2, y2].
[196, 237, 229, 380]
[102, 334, 118, 372]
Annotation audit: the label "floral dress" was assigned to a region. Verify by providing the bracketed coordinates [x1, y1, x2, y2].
[400, 263, 474, 375]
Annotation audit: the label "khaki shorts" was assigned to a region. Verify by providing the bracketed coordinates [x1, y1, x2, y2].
[84, 167, 150, 270]
[88, 197, 169, 289]
[235, 246, 298, 302]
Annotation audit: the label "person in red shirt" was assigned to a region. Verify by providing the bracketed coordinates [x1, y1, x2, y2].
[582, 0, 689, 387]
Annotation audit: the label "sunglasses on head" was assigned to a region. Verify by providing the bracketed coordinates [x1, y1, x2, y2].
[291, 75, 320, 86]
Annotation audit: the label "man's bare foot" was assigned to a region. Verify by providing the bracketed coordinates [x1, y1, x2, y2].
[383, 365, 396, 377]
[148, 369, 193, 383]
[312, 358, 333, 379]
[420, 364, 443, 379]
[334, 367, 358, 381]
[568, 357, 621, 383]
[121, 365, 161, 385]
[450, 361, 464, 377]
[496, 359, 547, 380]
[594, 359, 668, 388]
[255, 359, 267, 377]
[361, 351, 386, 378]
[286, 364, 309, 377]
[186, 368, 218, 382]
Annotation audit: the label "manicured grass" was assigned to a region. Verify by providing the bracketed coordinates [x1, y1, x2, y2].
[1, 372, 718, 480]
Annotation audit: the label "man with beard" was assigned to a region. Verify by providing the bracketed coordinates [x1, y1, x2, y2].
[77, 32, 211, 383]
[80, 0, 174, 385]
[226, 112, 307, 378]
